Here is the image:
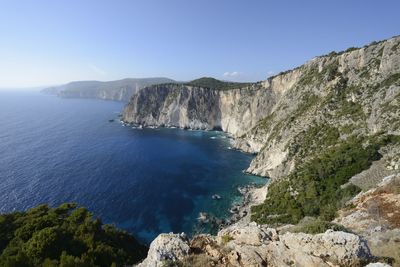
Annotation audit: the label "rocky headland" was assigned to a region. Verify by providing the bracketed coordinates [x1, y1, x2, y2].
[42, 77, 174, 102]
[124, 36, 400, 266]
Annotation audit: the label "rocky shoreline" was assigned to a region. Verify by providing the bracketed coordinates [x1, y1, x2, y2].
[195, 183, 266, 231]
[121, 120, 269, 231]
[225, 182, 269, 227]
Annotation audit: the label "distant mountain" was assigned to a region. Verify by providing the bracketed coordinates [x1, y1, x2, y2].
[41, 77, 175, 102]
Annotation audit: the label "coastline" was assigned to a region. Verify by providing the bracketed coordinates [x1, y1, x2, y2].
[121, 120, 269, 230]
[195, 179, 269, 233]
[224, 181, 269, 228]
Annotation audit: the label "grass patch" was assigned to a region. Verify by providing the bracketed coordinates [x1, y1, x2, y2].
[341, 124, 357, 135]
[323, 79, 366, 120]
[221, 234, 234, 245]
[162, 254, 215, 267]
[298, 60, 340, 88]
[391, 41, 400, 52]
[298, 68, 321, 86]
[290, 219, 349, 234]
[291, 93, 321, 120]
[380, 73, 400, 88]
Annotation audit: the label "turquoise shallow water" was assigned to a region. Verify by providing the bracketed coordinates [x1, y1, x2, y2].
[0, 90, 266, 243]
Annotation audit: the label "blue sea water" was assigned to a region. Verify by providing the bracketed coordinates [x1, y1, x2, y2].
[0, 90, 266, 243]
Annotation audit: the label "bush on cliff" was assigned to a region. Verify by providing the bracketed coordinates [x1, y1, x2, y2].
[288, 218, 350, 234]
[0, 203, 147, 267]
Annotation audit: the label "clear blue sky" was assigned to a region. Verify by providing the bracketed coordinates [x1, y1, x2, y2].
[1, 0, 399, 87]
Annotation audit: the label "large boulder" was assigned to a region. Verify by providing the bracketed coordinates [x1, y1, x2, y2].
[279, 230, 372, 266]
[137, 233, 190, 267]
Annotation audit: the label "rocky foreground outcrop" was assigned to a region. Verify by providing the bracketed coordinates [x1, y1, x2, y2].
[137, 233, 190, 267]
[335, 173, 400, 265]
[137, 222, 377, 267]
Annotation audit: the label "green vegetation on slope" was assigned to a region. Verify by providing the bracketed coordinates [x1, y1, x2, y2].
[288, 124, 340, 160]
[185, 77, 253, 90]
[288, 219, 349, 234]
[0, 203, 147, 267]
[251, 135, 400, 226]
[250, 39, 400, 232]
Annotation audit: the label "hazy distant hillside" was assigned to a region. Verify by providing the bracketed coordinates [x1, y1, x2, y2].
[42, 77, 175, 102]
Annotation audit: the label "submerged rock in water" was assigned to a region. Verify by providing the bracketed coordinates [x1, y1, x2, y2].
[212, 194, 222, 200]
[197, 212, 209, 223]
[229, 205, 240, 214]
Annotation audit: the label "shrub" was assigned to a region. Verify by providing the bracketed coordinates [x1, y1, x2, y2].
[291, 219, 349, 234]
[0, 203, 147, 267]
[221, 234, 234, 245]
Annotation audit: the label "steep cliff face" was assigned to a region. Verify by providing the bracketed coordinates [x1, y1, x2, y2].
[243, 36, 400, 178]
[42, 77, 174, 102]
[124, 36, 400, 179]
[123, 83, 277, 138]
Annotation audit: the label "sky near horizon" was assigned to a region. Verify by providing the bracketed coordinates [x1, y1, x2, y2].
[0, 0, 399, 88]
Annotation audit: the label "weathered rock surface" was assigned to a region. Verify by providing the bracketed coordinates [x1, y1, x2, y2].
[137, 222, 375, 267]
[366, 263, 392, 267]
[123, 84, 276, 140]
[137, 233, 190, 267]
[336, 173, 400, 265]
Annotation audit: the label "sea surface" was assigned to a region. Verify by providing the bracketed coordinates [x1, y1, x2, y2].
[0, 90, 266, 243]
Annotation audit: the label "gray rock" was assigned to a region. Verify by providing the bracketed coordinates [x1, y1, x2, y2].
[365, 263, 391, 267]
[137, 233, 190, 267]
[138, 223, 374, 266]
[209, 222, 374, 267]
[279, 229, 372, 266]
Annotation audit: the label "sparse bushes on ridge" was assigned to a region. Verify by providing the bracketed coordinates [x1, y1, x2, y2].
[152, 77, 256, 93]
[185, 77, 253, 90]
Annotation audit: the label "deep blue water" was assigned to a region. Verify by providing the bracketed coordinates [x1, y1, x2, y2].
[0, 91, 265, 243]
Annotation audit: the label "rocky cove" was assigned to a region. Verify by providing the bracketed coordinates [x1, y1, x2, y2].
[119, 120, 268, 231]
[122, 36, 400, 266]
[123, 36, 400, 179]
